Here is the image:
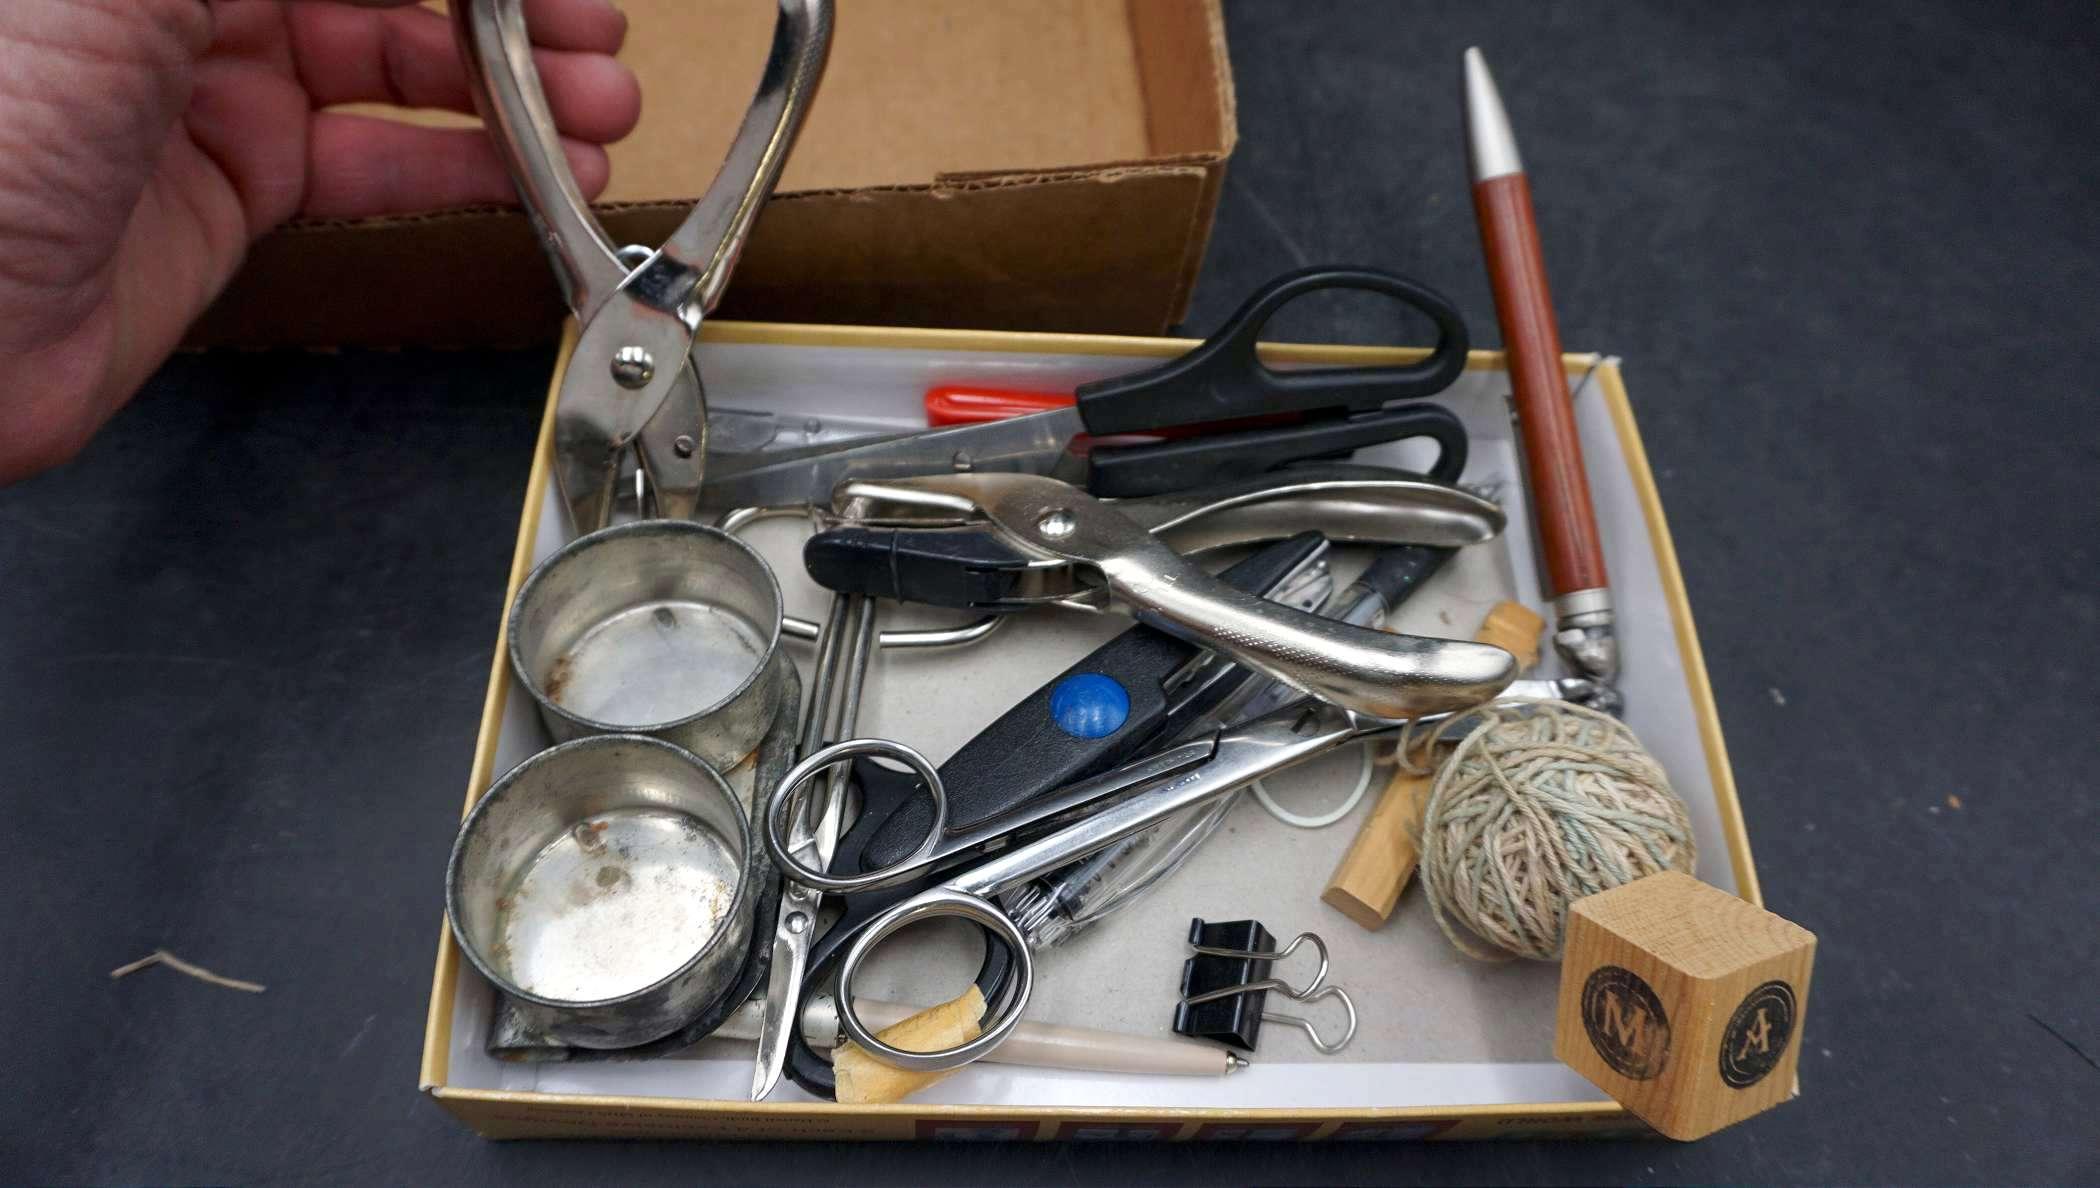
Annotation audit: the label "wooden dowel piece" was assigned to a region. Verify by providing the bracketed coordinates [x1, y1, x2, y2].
[1319, 600, 1546, 931]
[833, 985, 985, 1105]
[1475, 600, 1545, 670]
[1320, 767, 1432, 930]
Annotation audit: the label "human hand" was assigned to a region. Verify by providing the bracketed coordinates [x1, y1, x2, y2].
[0, 0, 641, 482]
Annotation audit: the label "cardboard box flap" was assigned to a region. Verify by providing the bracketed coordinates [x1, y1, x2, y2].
[610, 0, 1211, 196]
[196, 0, 1236, 346]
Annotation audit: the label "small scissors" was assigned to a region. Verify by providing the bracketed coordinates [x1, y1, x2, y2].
[761, 698, 1398, 1074]
[456, 0, 832, 534]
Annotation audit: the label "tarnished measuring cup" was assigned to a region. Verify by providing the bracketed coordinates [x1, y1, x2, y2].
[508, 520, 786, 771]
[447, 734, 757, 1049]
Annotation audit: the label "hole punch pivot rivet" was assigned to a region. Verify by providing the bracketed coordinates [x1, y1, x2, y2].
[611, 346, 656, 389]
[1037, 509, 1077, 539]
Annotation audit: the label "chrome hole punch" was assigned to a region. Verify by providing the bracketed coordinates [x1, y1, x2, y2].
[456, 0, 832, 535]
[819, 472, 1520, 722]
[1175, 920, 1359, 1056]
[805, 461, 1505, 614]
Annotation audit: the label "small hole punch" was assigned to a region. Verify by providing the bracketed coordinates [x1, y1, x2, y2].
[1174, 919, 1358, 1055]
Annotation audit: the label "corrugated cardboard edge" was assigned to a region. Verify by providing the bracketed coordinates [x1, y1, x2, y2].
[1123, 0, 1238, 320]
[421, 322, 1761, 1140]
[195, 165, 1222, 349]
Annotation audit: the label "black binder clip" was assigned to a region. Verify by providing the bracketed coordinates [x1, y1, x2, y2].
[1172, 918, 1357, 1054]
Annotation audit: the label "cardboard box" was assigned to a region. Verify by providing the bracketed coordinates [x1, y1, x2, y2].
[420, 320, 1772, 1140]
[189, 0, 1235, 349]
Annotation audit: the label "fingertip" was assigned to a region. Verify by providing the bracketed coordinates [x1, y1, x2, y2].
[608, 58, 641, 141]
[563, 141, 613, 199]
[523, 0, 629, 54]
[583, 55, 643, 143]
[528, 51, 640, 143]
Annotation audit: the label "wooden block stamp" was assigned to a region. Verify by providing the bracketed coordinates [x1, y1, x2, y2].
[1554, 871, 1815, 1141]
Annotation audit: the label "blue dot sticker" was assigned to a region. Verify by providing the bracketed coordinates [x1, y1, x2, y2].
[1048, 673, 1130, 739]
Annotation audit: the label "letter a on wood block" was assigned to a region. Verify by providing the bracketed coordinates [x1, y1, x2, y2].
[1554, 871, 1816, 1141]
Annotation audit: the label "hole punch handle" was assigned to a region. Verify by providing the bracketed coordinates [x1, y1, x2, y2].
[454, 0, 628, 311]
[455, 0, 832, 321]
[1074, 266, 1471, 436]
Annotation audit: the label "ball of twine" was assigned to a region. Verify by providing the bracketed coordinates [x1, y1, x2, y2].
[1415, 700, 1696, 962]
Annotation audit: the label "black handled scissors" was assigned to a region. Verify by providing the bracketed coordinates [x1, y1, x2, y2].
[697, 265, 1471, 510]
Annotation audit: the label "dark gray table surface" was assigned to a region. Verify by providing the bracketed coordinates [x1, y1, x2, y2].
[5, 0, 2095, 1182]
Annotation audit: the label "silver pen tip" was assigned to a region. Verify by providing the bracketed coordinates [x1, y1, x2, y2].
[1463, 46, 1524, 183]
[1226, 1052, 1251, 1074]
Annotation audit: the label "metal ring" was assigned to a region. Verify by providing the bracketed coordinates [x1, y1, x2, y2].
[779, 613, 1006, 649]
[715, 504, 806, 535]
[834, 887, 1033, 1072]
[761, 738, 947, 892]
[718, 506, 1007, 648]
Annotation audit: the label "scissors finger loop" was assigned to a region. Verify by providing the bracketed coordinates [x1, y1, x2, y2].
[763, 739, 947, 892]
[834, 887, 1034, 1072]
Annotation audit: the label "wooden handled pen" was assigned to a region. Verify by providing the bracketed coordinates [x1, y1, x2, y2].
[1464, 48, 1618, 686]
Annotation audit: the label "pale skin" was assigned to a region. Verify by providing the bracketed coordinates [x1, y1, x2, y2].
[0, 0, 642, 482]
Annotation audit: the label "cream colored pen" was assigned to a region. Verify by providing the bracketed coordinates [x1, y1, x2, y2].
[693, 995, 1247, 1077]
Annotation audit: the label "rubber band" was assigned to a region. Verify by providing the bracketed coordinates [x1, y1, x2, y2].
[1250, 739, 1378, 829]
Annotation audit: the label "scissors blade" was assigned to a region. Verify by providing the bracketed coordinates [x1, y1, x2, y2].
[752, 872, 822, 1099]
[752, 745, 857, 1100]
[753, 594, 872, 1100]
[700, 405, 1085, 511]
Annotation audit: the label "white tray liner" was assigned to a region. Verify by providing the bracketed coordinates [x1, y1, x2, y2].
[442, 339, 1724, 1111]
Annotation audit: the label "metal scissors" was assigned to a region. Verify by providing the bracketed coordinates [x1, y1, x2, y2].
[456, 0, 832, 535]
[760, 697, 1407, 1073]
[698, 265, 1474, 511]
